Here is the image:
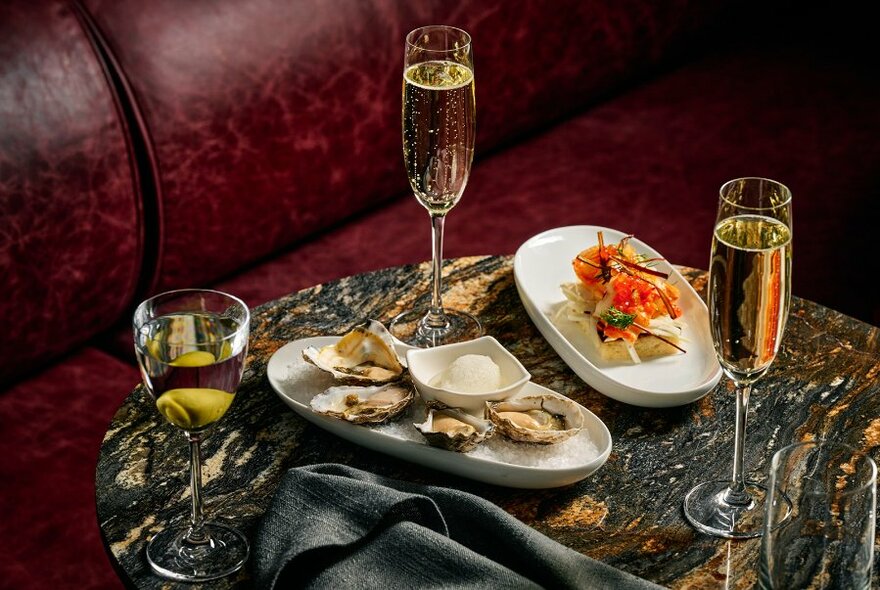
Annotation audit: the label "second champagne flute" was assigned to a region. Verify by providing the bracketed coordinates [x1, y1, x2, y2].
[684, 177, 793, 538]
[389, 25, 482, 348]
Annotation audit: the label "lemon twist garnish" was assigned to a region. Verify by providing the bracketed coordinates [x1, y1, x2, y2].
[169, 350, 217, 367]
[157, 388, 235, 429]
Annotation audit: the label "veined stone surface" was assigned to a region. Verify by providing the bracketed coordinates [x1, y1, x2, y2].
[96, 256, 880, 589]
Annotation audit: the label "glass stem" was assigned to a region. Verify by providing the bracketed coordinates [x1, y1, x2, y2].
[725, 382, 752, 504]
[424, 213, 448, 329]
[186, 432, 208, 544]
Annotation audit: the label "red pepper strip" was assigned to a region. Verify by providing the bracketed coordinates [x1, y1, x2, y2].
[596, 232, 612, 283]
[576, 255, 601, 269]
[632, 322, 687, 353]
[609, 255, 669, 279]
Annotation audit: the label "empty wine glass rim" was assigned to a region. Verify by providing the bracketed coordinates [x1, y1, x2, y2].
[719, 177, 792, 210]
[406, 25, 471, 52]
[134, 288, 250, 341]
[772, 440, 878, 495]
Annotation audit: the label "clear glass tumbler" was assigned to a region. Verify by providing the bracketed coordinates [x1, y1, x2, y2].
[759, 440, 877, 589]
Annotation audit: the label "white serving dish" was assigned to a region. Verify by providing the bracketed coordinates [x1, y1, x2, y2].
[513, 225, 722, 408]
[405, 336, 531, 415]
[266, 336, 612, 489]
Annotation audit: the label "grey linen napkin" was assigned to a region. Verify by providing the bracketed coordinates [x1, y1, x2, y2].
[254, 463, 665, 590]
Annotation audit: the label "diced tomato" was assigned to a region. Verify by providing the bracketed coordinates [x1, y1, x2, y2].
[572, 232, 683, 342]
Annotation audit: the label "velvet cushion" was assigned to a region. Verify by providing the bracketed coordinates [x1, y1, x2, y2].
[0, 0, 143, 385]
[80, 0, 735, 293]
[211, 35, 880, 326]
[0, 348, 139, 590]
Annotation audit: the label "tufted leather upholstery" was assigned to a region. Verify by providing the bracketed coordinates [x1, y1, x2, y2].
[0, 347, 140, 589]
[80, 0, 735, 294]
[0, 0, 143, 385]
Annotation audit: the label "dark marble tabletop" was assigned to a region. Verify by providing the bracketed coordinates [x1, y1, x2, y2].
[96, 256, 880, 589]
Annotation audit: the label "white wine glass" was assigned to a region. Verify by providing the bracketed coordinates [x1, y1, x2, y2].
[133, 289, 250, 580]
[389, 25, 482, 348]
[684, 177, 793, 538]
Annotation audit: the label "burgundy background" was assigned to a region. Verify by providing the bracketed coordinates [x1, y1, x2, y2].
[80, 0, 735, 294]
[1, 0, 878, 587]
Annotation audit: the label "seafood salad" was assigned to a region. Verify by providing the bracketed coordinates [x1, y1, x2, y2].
[557, 231, 686, 363]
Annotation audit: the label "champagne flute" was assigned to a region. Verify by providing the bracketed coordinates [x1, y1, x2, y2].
[684, 177, 793, 538]
[133, 289, 250, 580]
[389, 25, 482, 348]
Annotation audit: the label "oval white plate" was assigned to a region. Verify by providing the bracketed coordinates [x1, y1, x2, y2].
[514, 225, 721, 407]
[266, 336, 612, 489]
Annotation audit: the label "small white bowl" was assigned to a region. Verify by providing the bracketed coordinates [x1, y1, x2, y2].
[405, 336, 531, 415]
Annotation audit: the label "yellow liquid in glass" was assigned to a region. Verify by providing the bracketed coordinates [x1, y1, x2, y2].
[156, 387, 235, 430]
[154, 349, 235, 429]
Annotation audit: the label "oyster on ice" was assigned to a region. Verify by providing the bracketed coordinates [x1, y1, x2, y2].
[414, 407, 494, 452]
[486, 394, 583, 444]
[310, 382, 414, 424]
[303, 320, 405, 384]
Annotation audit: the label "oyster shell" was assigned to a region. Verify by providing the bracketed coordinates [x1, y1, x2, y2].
[486, 394, 584, 444]
[414, 407, 494, 452]
[310, 382, 413, 424]
[303, 320, 405, 384]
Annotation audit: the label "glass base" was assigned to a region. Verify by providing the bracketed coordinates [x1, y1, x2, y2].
[389, 308, 482, 348]
[683, 480, 769, 539]
[146, 522, 249, 582]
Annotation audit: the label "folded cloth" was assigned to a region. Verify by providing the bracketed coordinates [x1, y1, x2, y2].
[253, 464, 664, 590]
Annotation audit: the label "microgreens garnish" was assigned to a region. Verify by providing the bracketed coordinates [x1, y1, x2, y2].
[600, 307, 636, 330]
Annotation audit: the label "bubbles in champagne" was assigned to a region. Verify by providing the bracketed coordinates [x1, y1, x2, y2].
[709, 215, 791, 382]
[403, 60, 475, 214]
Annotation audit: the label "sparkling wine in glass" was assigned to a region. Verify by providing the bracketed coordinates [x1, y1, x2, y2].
[684, 177, 793, 538]
[389, 25, 482, 348]
[133, 289, 250, 581]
